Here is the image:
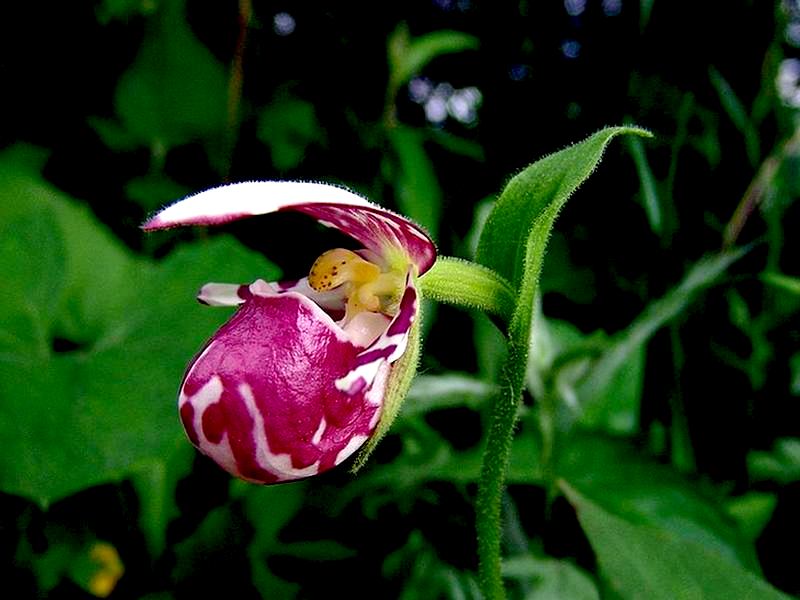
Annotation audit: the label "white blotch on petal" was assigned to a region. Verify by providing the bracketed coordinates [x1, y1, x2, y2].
[184, 374, 240, 475]
[249, 279, 274, 297]
[334, 434, 369, 466]
[239, 383, 320, 480]
[343, 312, 391, 347]
[198, 283, 246, 306]
[311, 417, 327, 446]
[183, 372, 223, 412]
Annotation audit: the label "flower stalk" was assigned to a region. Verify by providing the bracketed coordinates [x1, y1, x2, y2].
[419, 256, 515, 323]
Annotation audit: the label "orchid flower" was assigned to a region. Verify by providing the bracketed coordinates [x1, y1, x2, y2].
[143, 181, 436, 484]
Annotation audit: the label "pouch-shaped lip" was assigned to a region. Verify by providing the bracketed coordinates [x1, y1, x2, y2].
[177, 271, 419, 483]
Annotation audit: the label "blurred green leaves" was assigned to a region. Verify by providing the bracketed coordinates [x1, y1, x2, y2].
[387, 23, 479, 104]
[257, 94, 325, 172]
[562, 483, 792, 600]
[92, 0, 227, 153]
[477, 126, 651, 291]
[502, 554, 599, 600]
[0, 149, 278, 507]
[748, 438, 800, 484]
[573, 250, 745, 434]
[2, 2, 798, 597]
[386, 126, 443, 239]
[473, 127, 651, 598]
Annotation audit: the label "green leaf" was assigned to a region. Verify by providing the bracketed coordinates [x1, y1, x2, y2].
[476, 126, 650, 291]
[474, 127, 649, 597]
[762, 272, 800, 296]
[748, 437, 800, 484]
[96, 0, 157, 23]
[0, 157, 138, 344]
[575, 250, 745, 434]
[626, 135, 663, 236]
[0, 163, 279, 507]
[502, 554, 600, 600]
[402, 373, 498, 417]
[709, 66, 760, 167]
[106, 0, 228, 149]
[388, 23, 479, 94]
[125, 173, 192, 212]
[130, 443, 194, 558]
[526, 304, 590, 402]
[559, 435, 759, 571]
[561, 483, 792, 600]
[0, 210, 65, 358]
[387, 126, 443, 239]
[257, 94, 325, 171]
[240, 483, 305, 598]
[725, 492, 778, 542]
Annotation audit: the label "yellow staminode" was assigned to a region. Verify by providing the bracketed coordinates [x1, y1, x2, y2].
[308, 248, 404, 320]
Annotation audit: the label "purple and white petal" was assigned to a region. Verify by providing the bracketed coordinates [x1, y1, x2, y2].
[179, 285, 390, 483]
[142, 181, 436, 275]
[336, 272, 418, 397]
[197, 283, 254, 306]
[198, 278, 348, 314]
[276, 277, 349, 313]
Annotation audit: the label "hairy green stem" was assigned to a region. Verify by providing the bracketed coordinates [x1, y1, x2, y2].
[419, 256, 515, 322]
[417, 256, 521, 598]
[476, 340, 525, 599]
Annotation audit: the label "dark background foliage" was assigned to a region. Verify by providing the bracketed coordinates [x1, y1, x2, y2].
[1, 1, 798, 598]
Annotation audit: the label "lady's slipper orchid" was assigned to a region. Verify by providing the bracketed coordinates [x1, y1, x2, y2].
[143, 181, 435, 484]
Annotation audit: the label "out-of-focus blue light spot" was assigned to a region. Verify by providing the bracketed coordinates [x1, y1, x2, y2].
[409, 78, 482, 125]
[787, 22, 800, 46]
[273, 12, 296, 36]
[433, 0, 472, 11]
[408, 77, 434, 103]
[561, 39, 581, 59]
[425, 96, 449, 124]
[448, 86, 482, 124]
[509, 64, 530, 81]
[602, 0, 622, 16]
[564, 0, 587, 17]
[777, 58, 800, 108]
